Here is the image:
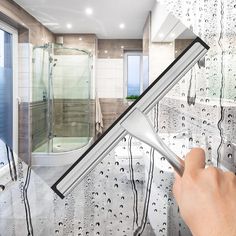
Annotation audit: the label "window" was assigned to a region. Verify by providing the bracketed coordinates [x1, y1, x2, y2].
[124, 52, 145, 97]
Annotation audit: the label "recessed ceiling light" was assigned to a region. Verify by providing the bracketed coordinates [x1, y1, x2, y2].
[119, 23, 125, 29]
[158, 33, 164, 38]
[79, 37, 82, 41]
[85, 8, 93, 15]
[121, 45, 124, 49]
[66, 23, 72, 29]
[104, 50, 108, 54]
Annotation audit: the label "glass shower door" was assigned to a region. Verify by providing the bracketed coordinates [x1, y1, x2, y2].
[52, 45, 92, 152]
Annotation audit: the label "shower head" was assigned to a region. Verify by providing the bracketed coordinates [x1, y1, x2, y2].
[121, 108, 184, 176]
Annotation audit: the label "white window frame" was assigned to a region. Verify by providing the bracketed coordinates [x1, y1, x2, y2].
[124, 51, 143, 98]
[0, 20, 18, 153]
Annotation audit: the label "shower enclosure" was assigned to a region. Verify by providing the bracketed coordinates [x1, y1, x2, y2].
[31, 43, 94, 165]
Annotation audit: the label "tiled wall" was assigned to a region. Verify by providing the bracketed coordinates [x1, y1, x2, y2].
[96, 59, 124, 98]
[18, 43, 32, 103]
[98, 39, 142, 58]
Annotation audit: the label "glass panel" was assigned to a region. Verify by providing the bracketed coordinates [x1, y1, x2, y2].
[31, 46, 49, 152]
[53, 46, 91, 151]
[0, 29, 13, 148]
[127, 55, 141, 96]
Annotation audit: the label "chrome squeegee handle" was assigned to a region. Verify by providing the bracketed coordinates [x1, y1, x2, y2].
[121, 108, 185, 176]
[154, 133, 185, 176]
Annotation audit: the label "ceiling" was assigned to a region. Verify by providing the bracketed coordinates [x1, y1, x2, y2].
[14, 0, 155, 39]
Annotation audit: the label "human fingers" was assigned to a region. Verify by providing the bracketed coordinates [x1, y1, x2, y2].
[184, 148, 206, 174]
[173, 171, 181, 203]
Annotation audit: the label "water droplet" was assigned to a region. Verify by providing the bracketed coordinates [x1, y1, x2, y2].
[228, 154, 233, 159]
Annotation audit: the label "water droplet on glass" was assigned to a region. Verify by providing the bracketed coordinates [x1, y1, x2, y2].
[228, 154, 232, 159]
[0, 185, 6, 191]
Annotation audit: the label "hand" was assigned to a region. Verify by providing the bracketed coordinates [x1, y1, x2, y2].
[173, 148, 236, 236]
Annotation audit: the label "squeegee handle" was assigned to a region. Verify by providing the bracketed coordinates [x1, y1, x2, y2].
[155, 134, 185, 176]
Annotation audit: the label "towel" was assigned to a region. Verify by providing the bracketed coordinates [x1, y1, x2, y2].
[95, 96, 103, 134]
